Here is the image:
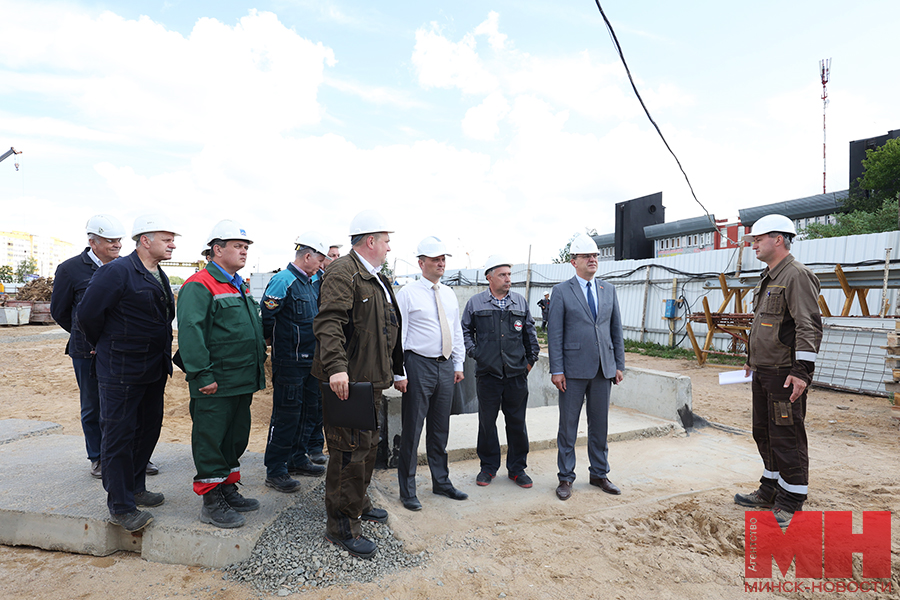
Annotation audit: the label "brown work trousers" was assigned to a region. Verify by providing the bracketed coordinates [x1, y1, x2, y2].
[323, 392, 382, 539]
[751, 366, 809, 512]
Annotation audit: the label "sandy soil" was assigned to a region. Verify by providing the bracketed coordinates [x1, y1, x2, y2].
[0, 324, 898, 599]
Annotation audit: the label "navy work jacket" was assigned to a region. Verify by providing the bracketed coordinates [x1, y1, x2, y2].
[76, 251, 175, 385]
[49, 247, 98, 358]
[260, 262, 320, 367]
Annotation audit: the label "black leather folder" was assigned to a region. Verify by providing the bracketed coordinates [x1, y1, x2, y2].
[320, 381, 377, 430]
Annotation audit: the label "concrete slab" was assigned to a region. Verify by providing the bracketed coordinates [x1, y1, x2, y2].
[0, 405, 679, 568]
[0, 418, 61, 445]
[0, 434, 323, 568]
[436, 404, 680, 463]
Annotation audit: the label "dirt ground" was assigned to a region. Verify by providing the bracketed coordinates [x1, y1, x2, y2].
[0, 324, 898, 599]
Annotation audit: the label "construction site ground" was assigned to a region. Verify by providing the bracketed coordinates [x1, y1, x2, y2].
[0, 324, 897, 599]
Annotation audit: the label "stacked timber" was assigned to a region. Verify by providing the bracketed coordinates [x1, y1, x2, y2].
[886, 322, 900, 418]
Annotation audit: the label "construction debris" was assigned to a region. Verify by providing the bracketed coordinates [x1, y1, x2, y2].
[16, 277, 53, 302]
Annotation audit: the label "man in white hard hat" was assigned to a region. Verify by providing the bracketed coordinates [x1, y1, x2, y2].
[76, 214, 178, 532]
[393, 236, 467, 511]
[460, 255, 540, 489]
[548, 233, 625, 501]
[178, 220, 266, 529]
[735, 214, 822, 528]
[312, 209, 404, 559]
[51, 215, 125, 478]
[260, 233, 329, 495]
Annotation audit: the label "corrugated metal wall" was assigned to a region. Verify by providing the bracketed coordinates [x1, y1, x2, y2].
[445, 231, 900, 354]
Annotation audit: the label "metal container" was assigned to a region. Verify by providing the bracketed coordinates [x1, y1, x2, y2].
[29, 301, 54, 324]
[17, 306, 31, 324]
[0, 307, 17, 325]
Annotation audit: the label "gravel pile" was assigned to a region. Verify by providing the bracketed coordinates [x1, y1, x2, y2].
[224, 482, 431, 595]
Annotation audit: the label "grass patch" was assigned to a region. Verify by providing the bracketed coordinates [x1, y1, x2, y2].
[624, 339, 746, 366]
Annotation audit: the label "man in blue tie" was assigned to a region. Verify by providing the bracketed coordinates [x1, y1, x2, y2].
[548, 234, 625, 501]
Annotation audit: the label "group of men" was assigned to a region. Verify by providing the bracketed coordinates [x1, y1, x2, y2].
[51, 207, 818, 557]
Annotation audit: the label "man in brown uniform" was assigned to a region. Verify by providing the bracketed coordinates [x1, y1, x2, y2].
[734, 214, 822, 528]
[312, 209, 404, 559]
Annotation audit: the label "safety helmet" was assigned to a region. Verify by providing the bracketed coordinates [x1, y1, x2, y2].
[484, 254, 512, 274]
[294, 231, 329, 256]
[206, 219, 253, 245]
[742, 214, 797, 242]
[349, 210, 393, 236]
[416, 236, 452, 258]
[131, 214, 180, 241]
[201, 248, 212, 260]
[569, 233, 600, 255]
[85, 214, 125, 239]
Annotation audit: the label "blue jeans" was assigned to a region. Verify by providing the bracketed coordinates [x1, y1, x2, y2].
[72, 356, 102, 461]
[264, 364, 323, 478]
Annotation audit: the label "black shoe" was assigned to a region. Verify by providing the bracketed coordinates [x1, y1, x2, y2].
[325, 533, 377, 559]
[200, 486, 245, 529]
[90, 460, 102, 479]
[475, 470, 495, 486]
[110, 509, 153, 532]
[509, 472, 533, 488]
[287, 463, 326, 477]
[433, 486, 468, 501]
[734, 490, 774, 509]
[221, 482, 260, 512]
[362, 507, 388, 523]
[265, 474, 302, 493]
[773, 507, 794, 528]
[134, 490, 165, 507]
[401, 496, 423, 511]
[145, 461, 159, 476]
[308, 452, 328, 465]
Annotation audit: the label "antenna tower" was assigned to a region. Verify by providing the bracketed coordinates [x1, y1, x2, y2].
[820, 58, 831, 194]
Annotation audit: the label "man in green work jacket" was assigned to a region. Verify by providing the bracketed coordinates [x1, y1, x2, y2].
[177, 219, 266, 529]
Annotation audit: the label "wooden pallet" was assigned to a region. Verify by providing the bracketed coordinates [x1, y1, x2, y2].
[885, 321, 900, 407]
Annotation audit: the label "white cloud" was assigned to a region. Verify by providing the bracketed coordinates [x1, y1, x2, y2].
[412, 22, 498, 94]
[462, 92, 510, 141]
[473, 11, 507, 50]
[0, 7, 336, 145]
[324, 76, 427, 109]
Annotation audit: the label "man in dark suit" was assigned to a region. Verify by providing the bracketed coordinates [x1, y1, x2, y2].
[548, 234, 625, 501]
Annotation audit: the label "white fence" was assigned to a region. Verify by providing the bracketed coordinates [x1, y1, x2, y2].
[444, 231, 900, 355]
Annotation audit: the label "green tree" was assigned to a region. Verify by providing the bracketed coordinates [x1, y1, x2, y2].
[168, 275, 185, 285]
[844, 137, 900, 213]
[15, 256, 37, 282]
[0, 265, 13, 284]
[802, 196, 899, 239]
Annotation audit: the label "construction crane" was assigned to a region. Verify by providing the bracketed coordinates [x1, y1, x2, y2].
[1, 147, 22, 170]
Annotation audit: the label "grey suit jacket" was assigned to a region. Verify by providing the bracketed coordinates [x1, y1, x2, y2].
[547, 275, 625, 380]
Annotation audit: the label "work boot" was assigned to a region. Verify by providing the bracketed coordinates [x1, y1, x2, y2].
[773, 507, 794, 528]
[109, 509, 153, 532]
[134, 490, 165, 507]
[90, 460, 102, 479]
[734, 489, 774, 509]
[200, 485, 246, 529]
[221, 482, 260, 512]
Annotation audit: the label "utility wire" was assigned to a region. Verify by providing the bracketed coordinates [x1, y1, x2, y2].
[593, 1, 721, 236]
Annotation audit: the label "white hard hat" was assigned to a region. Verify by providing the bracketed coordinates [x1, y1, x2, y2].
[132, 214, 180, 241]
[206, 219, 253, 245]
[484, 254, 512, 274]
[349, 210, 393, 236]
[569, 233, 599, 255]
[85, 214, 125, 238]
[294, 231, 329, 256]
[416, 236, 452, 258]
[329, 243, 343, 249]
[743, 214, 797, 242]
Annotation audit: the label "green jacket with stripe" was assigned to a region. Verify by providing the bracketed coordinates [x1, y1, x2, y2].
[177, 264, 266, 398]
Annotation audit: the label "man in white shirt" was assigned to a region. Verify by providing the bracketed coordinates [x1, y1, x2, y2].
[393, 237, 467, 511]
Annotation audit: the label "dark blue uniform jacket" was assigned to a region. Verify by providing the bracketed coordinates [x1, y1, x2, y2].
[76, 251, 174, 385]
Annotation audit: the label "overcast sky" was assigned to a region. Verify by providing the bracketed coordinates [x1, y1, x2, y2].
[2, 0, 898, 278]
